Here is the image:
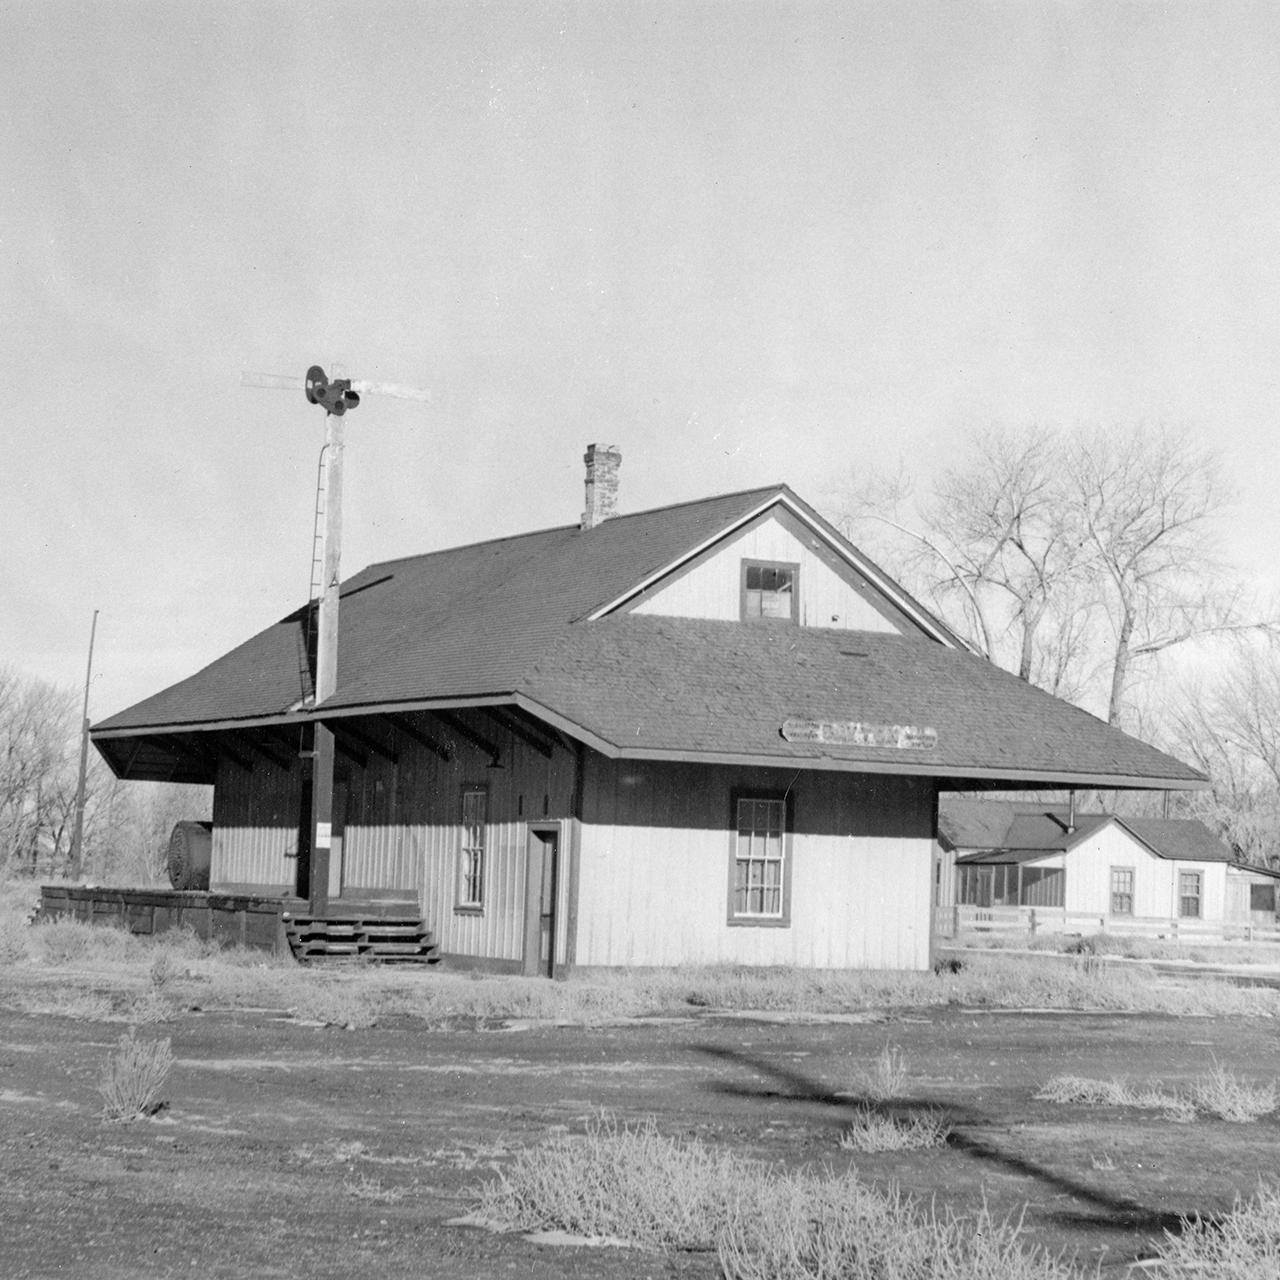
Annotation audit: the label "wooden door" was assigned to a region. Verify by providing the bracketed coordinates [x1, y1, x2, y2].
[523, 827, 559, 977]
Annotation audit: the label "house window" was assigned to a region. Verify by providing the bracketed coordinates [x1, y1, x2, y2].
[1110, 867, 1134, 916]
[742, 561, 798, 622]
[729, 793, 791, 925]
[1178, 871, 1202, 919]
[457, 786, 487, 910]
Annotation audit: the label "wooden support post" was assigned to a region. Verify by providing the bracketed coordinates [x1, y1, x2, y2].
[309, 724, 335, 916]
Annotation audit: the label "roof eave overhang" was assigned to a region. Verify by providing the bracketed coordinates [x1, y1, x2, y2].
[92, 711, 312, 741]
[90, 692, 522, 742]
[92, 694, 1209, 794]
[604, 749, 1206, 790]
[508, 697, 1208, 789]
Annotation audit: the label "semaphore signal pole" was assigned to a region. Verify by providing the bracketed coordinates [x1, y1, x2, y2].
[301, 366, 359, 916]
[242, 364, 429, 917]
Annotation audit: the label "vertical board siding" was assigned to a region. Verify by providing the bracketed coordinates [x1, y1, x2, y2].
[576, 758, 933, 970]
[210, 756, 301, 892]
[352, 712, 579, 963]
[631, 514, 902, 632]
[206, 712, 578, 966]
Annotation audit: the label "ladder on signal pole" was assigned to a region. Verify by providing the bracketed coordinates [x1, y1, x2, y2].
[300, 444, 330, 702]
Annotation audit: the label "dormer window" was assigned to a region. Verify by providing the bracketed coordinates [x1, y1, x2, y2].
[742, 560, 798, 622]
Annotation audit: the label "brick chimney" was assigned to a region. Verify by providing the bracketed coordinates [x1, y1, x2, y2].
[581, 443, 621, 530]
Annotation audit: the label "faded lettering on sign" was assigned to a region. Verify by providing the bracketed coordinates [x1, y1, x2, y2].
[781, 718, 938, 750]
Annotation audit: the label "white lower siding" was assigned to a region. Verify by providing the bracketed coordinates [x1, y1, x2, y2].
[574, 761, 934, 970]
[575, 829, 931, 968]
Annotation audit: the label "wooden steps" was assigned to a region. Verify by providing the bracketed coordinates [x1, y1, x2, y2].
[283, 914, 441, 965]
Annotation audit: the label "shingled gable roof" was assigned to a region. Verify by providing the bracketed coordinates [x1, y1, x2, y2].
[92, 482, 1204, 791]
[940, 801, 1103, 853]
[943, 801, 1239, 865]
[93, 484, 951, 733]
[93, 485, 783, 731]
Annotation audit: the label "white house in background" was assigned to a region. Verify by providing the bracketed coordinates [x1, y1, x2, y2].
[938, 799, 1280, 930]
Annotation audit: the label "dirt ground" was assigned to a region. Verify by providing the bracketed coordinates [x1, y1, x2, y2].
[2, 999, 1277, 1279]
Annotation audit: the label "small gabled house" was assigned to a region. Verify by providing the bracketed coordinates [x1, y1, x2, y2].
[939, 799, 1279, 930]
[91, 446, 1205, 972]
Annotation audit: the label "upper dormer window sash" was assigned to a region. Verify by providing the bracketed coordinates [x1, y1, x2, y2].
[742, 559, 798, 623]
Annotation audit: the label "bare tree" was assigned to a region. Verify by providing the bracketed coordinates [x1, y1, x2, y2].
[832, 429, 1092, 684]
[1067, 426, 1266, 725]
[0, 665, 205, 882]
[1164, 647, 1280, 867]
[830, 424, 1274, 725]
[0, 667, 78, 873]
[926, 429, 1089, 681]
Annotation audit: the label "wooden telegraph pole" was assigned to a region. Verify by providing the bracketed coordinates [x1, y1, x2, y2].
[68, 608, 99, 880]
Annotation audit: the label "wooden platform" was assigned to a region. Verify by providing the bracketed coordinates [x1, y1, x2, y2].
[37, 887, 440, 964]
[38, 886, 288, 952]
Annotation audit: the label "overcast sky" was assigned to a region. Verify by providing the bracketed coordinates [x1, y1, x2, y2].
[7, 1, 1280, 721]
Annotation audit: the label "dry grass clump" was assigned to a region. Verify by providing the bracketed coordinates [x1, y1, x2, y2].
[719, 1182, 1074, 1280]
[291, 980, 380, 1030]
[839, 1106, 951, 1153]
[478, 1114, 741, 1250]
[1152, 1184, 1280, 1278]
[853, 1042, 909, 1101]
[479, 1115, 1074, 1277]
[1036, 1075, 1146, 1107]
[99, 1027, 173, 1121]
[1037, 1068, 1276, 1124]
[945, 953, 1276, 1018]
[1188, 1065, 1278, 1123]
[34, 918, 97, 965]
[11, 987, 115, 1021]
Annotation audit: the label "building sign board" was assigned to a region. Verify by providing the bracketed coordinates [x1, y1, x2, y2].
[781, 718, 938, 750]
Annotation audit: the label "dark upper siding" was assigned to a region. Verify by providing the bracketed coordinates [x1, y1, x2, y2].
[211, 752, 304, 892]
[581, 754, 933, 841]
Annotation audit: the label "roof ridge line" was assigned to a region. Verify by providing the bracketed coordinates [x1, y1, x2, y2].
[362, 483, 791, 573]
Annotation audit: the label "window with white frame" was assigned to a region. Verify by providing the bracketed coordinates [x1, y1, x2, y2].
[1110, 866, 1134, 916]
[1178, 870, 1202, 919]
[741, 561, 798, 622]
[730, 794, 790, 924]
[457, 786, 487, 910]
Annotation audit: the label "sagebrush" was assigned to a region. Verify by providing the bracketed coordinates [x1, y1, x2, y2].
[99, 1027, 173, 1121]
[839, 1105, 951, 1153]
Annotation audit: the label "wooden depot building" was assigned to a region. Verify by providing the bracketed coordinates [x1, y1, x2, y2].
[89, 445, 1204, 972]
